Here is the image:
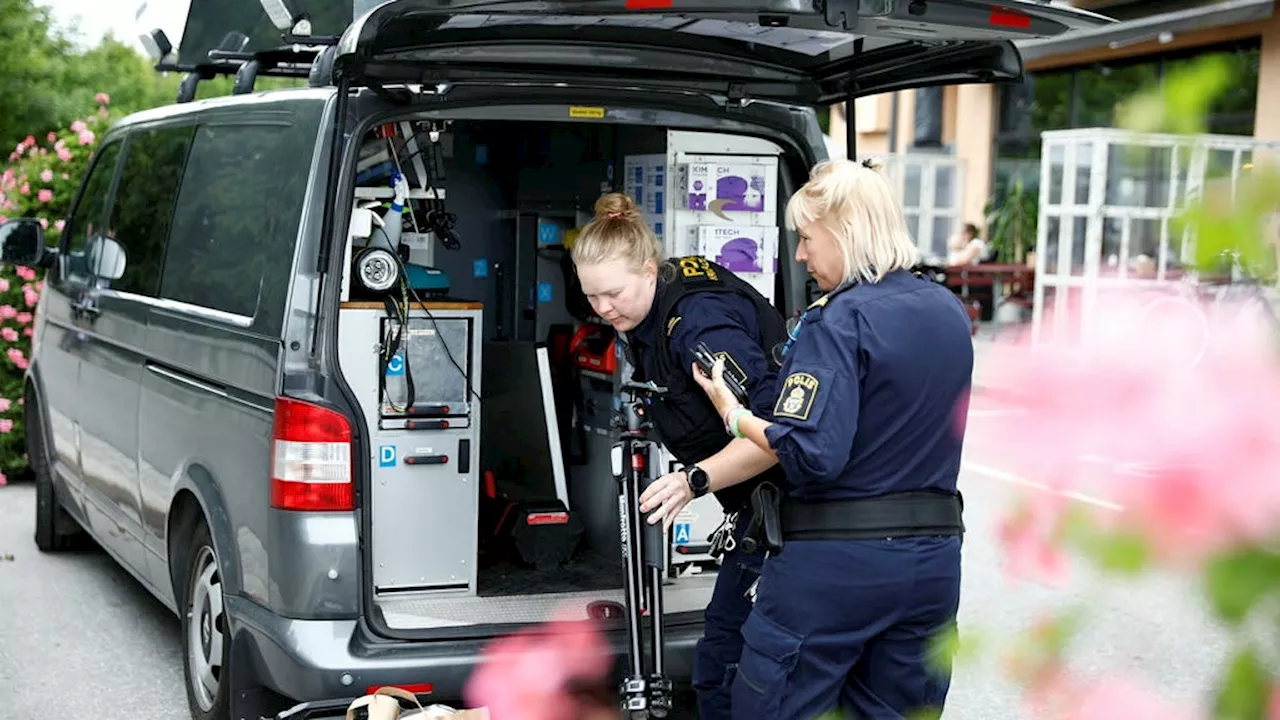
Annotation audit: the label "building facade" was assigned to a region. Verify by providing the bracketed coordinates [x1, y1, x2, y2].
[832, 0, 1276, 252]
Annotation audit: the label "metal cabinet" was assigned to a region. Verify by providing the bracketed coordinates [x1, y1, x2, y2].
[338, 302, 483, 595]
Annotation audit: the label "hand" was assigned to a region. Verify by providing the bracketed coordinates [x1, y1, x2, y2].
[639, 470, 695, 531]
[691, 355, 741, 419]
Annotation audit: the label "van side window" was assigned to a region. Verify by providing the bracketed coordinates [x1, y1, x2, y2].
[161, 122, 314, 327]
[105, 126, 194, 296]
[60, 140, 123, 286]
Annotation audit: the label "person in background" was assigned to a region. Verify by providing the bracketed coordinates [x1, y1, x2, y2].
[947, 222, 986, 266]
[569, 192, 789, 720]
[692, 158, 972, 720]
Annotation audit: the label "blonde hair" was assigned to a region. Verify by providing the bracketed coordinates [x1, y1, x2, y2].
[571, 193, 662, 272]
[785, 158, 919, 285]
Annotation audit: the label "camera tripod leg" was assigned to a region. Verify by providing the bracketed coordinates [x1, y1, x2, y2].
[616, 438, 652, 718]
[640, 471, 672, 718]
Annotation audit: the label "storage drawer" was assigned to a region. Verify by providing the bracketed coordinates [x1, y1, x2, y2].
[370, 428, 479, 594]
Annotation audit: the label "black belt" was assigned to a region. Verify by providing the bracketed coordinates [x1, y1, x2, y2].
[781, 491, 964, 541]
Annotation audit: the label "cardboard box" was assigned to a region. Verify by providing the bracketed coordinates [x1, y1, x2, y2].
[690, 225, 779, 274]
[681, 161, 777, 216]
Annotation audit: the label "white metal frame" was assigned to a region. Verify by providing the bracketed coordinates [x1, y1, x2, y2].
[869, 152, 966, 261]
[1032, 127, 1280, 345]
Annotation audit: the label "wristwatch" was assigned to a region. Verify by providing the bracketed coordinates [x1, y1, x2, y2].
[686, 465, 711, 498]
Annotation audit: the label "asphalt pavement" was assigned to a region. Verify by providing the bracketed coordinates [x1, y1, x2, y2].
[0, 393, 1235, 719]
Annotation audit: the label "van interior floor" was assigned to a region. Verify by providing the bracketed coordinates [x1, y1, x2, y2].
[478, 550, 624, 597]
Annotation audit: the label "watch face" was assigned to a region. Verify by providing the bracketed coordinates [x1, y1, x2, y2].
[690, 467, 709, 490]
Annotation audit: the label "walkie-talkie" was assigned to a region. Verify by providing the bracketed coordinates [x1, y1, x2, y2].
[693, 342, 749, 406]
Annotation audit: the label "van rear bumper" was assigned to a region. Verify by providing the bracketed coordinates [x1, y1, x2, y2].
[227, 595, 702, 711]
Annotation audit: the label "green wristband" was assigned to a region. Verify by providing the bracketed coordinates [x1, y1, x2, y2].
[728, 407, 751, 439]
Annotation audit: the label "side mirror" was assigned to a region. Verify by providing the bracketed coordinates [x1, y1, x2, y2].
[0, 218, 50, 268]
[86, 235, 127, 281]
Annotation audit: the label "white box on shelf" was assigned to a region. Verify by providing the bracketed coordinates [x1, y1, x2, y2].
[624, 153, 668, 241]
[680, 160, 777, 217]
[690, 225, 779, 275]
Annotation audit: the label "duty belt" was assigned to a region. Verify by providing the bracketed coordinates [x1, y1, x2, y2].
[781, 491, 965, 542]
[740, 485, 964, 555]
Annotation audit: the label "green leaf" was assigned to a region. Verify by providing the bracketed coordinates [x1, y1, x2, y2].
[1214, 647, 1271, 720]
[1060, 509, 1150, 576]
[1204, 547, 1280, 625]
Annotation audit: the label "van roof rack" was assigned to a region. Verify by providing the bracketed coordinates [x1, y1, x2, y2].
[143, 28, 339, 104]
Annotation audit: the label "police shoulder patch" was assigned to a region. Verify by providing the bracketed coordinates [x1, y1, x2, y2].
[773, 371, 819, 421]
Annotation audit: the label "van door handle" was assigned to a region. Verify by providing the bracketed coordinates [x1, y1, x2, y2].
[71, 299, 100, 317]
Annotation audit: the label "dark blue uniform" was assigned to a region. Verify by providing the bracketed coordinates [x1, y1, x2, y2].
[732, 269, 973, 720]
[625, 283, 782, 720]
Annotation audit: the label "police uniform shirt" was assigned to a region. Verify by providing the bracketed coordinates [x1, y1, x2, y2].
[627, 290, 779, 422]
[762, 269, 974, 502]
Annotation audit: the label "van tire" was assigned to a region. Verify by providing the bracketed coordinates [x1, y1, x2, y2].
[181, 521, 231, 720]
[28, 394, 81, 552]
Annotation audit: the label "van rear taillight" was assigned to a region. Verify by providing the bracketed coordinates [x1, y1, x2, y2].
[270, 396, 354, 512]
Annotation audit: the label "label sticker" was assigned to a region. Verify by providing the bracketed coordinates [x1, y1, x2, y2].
[673, 522, 692, 545]
[537, 282, 554, 303]
[569, 106, 606, 119]
[473, 258, 489, 278]
[386, 353, 405, 376]
[379, 445, 397, 467]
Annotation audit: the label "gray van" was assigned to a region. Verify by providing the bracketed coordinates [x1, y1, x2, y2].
[0, 1, 1106, 718]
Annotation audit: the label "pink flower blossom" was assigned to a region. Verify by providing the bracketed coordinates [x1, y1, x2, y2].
[0, 472, 7, 486]
[37, 189, 52, 203]
[57, 147, 73, 163]
[0, 306, 17, 320]
[39, 169, 53, 183]
[22, 135, 35, 148]
[22, 327, 32, 338]
[95, 92, 111, 105]
[17, 312, 32, 324]
[0, 398, 12, 412]
[47, 131, 57, 143]
[0, 279, 9, 293]
[19, 183, 29, 196]
[7, 347, 26, 369]
[54, 220, 65, 232]
[36, 219, 46, 231]
[464, 607, 614, 720]
[983, 290, 1280, 565]
[71, 121, 87, 133]
[16, 266, 35, 282]
[3, 328, 19, 343]
[78, 129, 96, 146]
[23, 289, 38, 308]
[0, 419, 13, 434]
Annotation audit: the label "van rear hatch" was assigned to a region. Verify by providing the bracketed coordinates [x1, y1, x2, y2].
[331, 0, 1113, 103]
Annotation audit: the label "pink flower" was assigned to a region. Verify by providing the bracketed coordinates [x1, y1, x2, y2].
[47, 131, 57, 143]
[464, 606, 613, 720]
[37, 189, 52, 203]
[95, 92, 111, 105]
[78, 129, 96, 147]
[36, 219, 47, 231]
[16, 312, 32, 324]
[0, 472, 6, 487]
[22, 135, 35, 148]
[3, 328, 19, 342]
[23, 289, 38, 308]
[0, 419, 13, 434]
[0, 306, 17, 320]
[54, 220, 65, 232]
[983, 290, 1280, 565]
[57, 147, 73, 163]
[19, 183, 29, 195]
[1067, 678, 1198, 720]
[16, 266, 35, 282]
[71, 121, 87, 133]
[0, 398, 12, 412]
[7, 347, 25, 367]
[22, 327, 32, 338]
[39, 169, 53, 183]
[0, 279, 9, 293]
[997, 491, 1072, 585]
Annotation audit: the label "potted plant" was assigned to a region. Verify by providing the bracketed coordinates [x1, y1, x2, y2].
[984, 176, 1039, 266]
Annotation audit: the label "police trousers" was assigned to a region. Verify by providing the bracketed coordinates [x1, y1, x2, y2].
[729, 535, 962, 720]
[693, 507, 763, 720]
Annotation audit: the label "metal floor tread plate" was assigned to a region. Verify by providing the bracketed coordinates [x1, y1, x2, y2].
[377, 573, 720, 629]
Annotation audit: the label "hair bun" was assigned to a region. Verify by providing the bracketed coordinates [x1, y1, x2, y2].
[594, 192, 641, 222]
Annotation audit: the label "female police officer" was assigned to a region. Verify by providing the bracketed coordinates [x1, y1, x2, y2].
[570, 192, 791, 719]
[693, 158, 973, 720]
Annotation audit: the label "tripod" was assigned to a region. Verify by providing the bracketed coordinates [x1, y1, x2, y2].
[611, 380, 673, 719]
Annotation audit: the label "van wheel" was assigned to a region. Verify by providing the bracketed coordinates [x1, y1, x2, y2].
[181, 522, 231, 720]
[29, 396, 80, 552]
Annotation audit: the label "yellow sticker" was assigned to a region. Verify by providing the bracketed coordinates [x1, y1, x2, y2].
[773, 372, 819, 421]
[569, 106, 606, 119]
[715, 351, 748, 385]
